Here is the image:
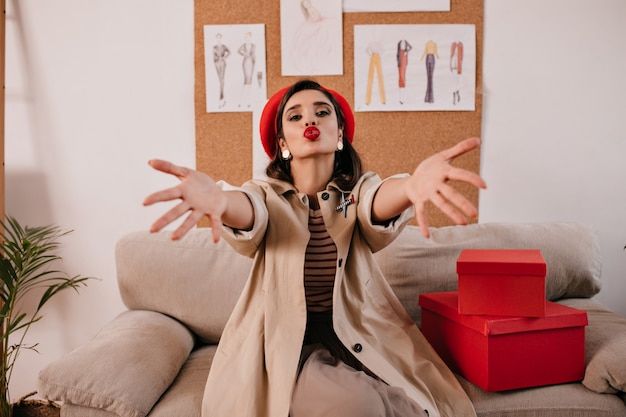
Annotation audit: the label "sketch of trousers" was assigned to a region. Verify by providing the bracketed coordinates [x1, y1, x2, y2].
[424, 53, 435, 103]
[366, 53, 386, 105]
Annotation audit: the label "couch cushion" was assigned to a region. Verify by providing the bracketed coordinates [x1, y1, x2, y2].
[376, 222, 602, 325]
[458, 376, 626, 417]
[148, 345, 216, 417]
[60, 404, 120, 417]
[115, 230, 252, 344]
[38, 310, 194, 417]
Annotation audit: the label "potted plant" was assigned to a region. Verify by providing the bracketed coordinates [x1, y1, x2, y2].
[0, 216, 94, 417]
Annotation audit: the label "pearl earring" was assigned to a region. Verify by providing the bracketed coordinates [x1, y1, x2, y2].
[337, 141, 344, 151]
[281, 149, 292, 160]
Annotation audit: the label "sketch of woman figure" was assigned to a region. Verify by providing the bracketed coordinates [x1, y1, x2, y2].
[420, 40, 439, 103]
[450, 41, 464, 105]
[290, 0, 337, 74]
[396, 39, 412, 105]
[213, 33, 230, 108]
[238, 31, 256, 108]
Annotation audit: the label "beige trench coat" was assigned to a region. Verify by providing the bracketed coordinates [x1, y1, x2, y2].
[202, 172, 476, 417]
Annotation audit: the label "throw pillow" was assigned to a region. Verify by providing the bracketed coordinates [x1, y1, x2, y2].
[38, 310, 194, 417]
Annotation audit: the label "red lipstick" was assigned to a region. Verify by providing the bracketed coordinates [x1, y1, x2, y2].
[304, 126, 320, 140]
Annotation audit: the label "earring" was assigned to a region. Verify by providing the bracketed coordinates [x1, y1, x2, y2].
[281, 149, 292, 160]
[336, 141, 344, 151]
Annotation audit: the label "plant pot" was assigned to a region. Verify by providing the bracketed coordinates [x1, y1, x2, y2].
[11, 393, 60, 417]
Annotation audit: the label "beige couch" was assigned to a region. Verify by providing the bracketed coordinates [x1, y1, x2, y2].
[38, 222, 626, 417]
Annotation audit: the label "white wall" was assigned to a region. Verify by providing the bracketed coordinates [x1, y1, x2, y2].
[479, 1, 626, 316]
[5, 0, 196, 400]
[5, 0, 626, 401]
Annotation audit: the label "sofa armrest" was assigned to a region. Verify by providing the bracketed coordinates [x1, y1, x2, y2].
[115, 230, 252, 344]
[38, 310, 195, 417]
[559, 298, 626, 395]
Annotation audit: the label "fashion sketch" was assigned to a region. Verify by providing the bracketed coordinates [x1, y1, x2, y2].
[204, 24, 267, 113]
[238, 31, 256, 108]
[281, 0, 343, 76]
[450, 41, 464, 105]
[213, 33, 230, 108]
[353, 24, 476, 112]
[365, 41, 386, 105]
[421, 40, 439, 103]
[396, 39, 412, 105]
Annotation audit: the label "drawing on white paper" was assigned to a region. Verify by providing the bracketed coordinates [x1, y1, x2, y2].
[365, 40, 386, 105]
[397, 39, 413, 105]
[237, 31, 256, 108]
[450, 41, 464, 105]
[354, 24, 476, 112]
[280, 0, 343, 76]
[343, 0, 449, 12]
[421, 40, 439, 103]
[213, 33, 230, 109]
[204, 24, 267, 113]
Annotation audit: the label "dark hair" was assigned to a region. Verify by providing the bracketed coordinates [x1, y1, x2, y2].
[265, 79, 362, 190]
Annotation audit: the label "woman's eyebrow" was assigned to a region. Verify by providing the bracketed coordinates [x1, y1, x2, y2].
[285, 100, 331, 113]
[285, 103, 302, 113]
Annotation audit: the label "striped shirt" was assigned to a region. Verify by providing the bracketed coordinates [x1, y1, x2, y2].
[304, 209, 337, 313]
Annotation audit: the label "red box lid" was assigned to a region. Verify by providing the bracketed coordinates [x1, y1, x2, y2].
[456, 249, 547, 276]
[419, 292, 587, 336]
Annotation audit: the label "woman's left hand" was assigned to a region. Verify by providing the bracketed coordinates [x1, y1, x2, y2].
[404, 137, 487, 238]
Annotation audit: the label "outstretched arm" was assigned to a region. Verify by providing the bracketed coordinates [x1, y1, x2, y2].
[371, 137, 486, 238]
[143, 159, 254, 242]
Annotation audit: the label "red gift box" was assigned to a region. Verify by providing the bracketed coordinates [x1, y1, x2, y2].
[419, 292, 588, 392]
[457, 249, 547, 317]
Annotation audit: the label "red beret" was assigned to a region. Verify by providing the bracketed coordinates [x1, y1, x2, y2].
[259, 84, 355, 158]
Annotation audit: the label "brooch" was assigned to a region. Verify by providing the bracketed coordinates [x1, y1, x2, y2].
[336, 193, 355, 218]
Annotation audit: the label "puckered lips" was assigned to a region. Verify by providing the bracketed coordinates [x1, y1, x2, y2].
[304, 126, 320, 141]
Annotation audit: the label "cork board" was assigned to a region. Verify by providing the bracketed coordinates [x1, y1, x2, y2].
[195, 0, 484, 227]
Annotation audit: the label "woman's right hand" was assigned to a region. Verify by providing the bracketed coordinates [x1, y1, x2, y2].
[143, 159, 227, 242]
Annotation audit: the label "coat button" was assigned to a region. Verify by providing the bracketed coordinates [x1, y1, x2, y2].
[353, 343, 362, 353]
[321, 192, 330, 200]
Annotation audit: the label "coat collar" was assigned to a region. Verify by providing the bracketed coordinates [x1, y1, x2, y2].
[265, 177, 351, 197]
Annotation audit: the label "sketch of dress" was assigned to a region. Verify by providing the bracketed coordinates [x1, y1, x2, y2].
[365, 41, 386, 105]
[238, 32, 256, 107]
[213, 33, 230, 108]
[450, 41, 464, 105]
[397, 39, 412, 104]
[421, 40, 439, 103]
[290, 0, 338, 74]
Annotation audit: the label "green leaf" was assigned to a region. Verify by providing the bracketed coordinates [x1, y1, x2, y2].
[0, 215, 96, 408]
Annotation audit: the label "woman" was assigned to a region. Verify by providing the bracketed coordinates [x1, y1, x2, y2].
[144, 79, 485, 417]
[213, 33, 230, 108]
[237, 31, 255, 108]
[397, 39, 413, 104]
[450, 41, 464, 105]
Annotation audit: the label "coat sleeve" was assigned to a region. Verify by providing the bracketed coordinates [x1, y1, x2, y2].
[216, 180, 269, 258]
[356, 172, 415, 253]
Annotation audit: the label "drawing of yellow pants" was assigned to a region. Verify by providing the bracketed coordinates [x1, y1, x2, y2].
[366, 53, 386, 105]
